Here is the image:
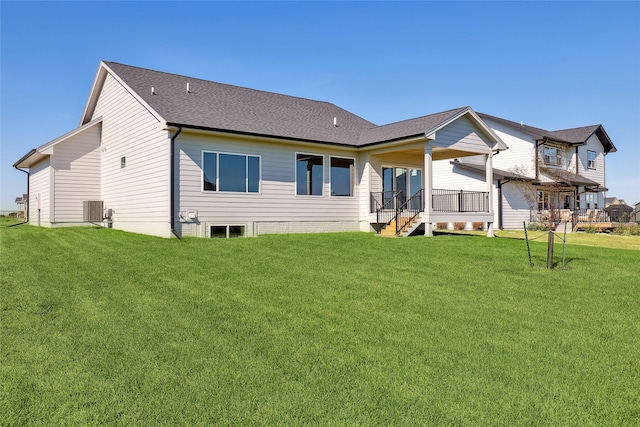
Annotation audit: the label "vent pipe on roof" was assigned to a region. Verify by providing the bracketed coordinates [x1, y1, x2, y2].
[333, 117, 338, 127]
[151, 87, 156, 95]
[186, 82, 190, 93]
[520, 121, 524, 126]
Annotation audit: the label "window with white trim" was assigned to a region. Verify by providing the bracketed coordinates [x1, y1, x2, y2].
[330, 157, 355, 197]
[542, 145, 562, 166]
[585, 192, 598, 209]
[537, 190, 550, 210]
[296, 153, 323, 196]
[203, 151, 260, 193]
[587, 150, 596, 169]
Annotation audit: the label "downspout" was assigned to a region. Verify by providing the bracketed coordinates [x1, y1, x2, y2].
[496, 177, 515, 230]
[13, 165, 29, 223]
[492, 149, 502, 228]
[535, 140, 542, 181]
[497, 180, 503, 229]
[170, 126, 183, 240]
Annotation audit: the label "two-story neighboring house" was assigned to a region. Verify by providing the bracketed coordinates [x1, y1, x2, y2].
[432, 113, 616, 230]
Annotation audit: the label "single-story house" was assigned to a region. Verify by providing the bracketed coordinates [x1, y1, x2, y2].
[14, 61, 514, 238]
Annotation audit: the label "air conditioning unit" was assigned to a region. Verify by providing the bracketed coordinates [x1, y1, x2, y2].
[83, 201, 104, 222]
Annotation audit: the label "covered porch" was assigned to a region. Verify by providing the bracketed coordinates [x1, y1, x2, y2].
[359, 107, 506, 237]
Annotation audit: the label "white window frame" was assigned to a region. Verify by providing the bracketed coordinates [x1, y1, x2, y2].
[587, 150, 596, 169]
[542, 145, 562, 167]
[329, 156, 356, 198]
[295, 152, 324, 197]
[202, 150, 261, 194]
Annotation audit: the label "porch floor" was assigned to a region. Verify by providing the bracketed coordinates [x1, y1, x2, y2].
[573, 222, 614, 232]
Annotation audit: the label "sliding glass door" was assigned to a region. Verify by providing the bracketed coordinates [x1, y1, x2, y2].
[382, 167, 422, 209]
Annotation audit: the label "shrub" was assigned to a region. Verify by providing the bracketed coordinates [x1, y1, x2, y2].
[436, 222, 448, 230]
[454, 222, 466, 231]
[527, 222, 548, 231]
[583, 226, 598, 234]
[612, 224, 640, 236]
[472, 222, 484, 231]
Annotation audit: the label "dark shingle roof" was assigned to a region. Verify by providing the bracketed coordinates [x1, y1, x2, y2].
[478, 112, 616, 153]
[359, 107, 467, 146]
[540, 167, 600, 186]
[104, 61, 376, 146]
[548, 125, 600, 143]
[103, 62, 504, 149]
[449, 160, 534, 181]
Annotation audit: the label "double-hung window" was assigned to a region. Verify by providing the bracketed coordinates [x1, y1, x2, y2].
[537, 190, 550, 210]
[542, 145, 562, 166]
[296, 153, 323, 196]
[330, 157, 355, 197]
[203, 151, 260, 193]
[587, 150, 596, 169]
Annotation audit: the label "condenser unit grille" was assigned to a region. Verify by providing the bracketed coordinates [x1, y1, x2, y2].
[83, 201, 104, 222]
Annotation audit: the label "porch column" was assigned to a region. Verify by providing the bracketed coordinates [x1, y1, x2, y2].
[424, 144, 433, 236]
[485, 152, 495, 237]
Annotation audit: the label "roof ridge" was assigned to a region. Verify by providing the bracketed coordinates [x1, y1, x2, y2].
[102, 60, 360, 114]
[550, 124, 600, 133]
[372, 106, 468, 129]
[478, 112, 552, 136]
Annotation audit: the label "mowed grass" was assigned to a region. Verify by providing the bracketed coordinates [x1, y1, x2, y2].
[1, 225, 638, 425]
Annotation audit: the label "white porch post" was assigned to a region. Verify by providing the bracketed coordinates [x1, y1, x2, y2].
[424, 144, 433, 236]
[485, 152, 495, 237]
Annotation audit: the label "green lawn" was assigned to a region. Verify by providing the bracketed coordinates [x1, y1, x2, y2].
[1, 225, 638, 425]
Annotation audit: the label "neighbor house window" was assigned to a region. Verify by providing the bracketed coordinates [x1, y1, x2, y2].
[537, 190, 550, 210]
[296, 153, 323, 196]
[203, 151, 260, 193]
[542, 145, 562, 166]
[330, 157, 355, 197]
[587, 150, 596, 169]
[586, 192, 598, 209]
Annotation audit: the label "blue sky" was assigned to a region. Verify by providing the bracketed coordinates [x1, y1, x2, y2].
[1, 1, 639, 211]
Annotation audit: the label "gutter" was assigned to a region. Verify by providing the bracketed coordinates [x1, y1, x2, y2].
[12, 165, 30, 223]
[170, 126, 183, 240]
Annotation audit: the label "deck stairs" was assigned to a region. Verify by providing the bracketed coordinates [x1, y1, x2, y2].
[378, 215, 422, 237]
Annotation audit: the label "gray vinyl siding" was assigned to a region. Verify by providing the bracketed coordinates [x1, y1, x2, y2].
[91, 73, 172, 238]
[175, 133, 363, 237]
[431, 115, 493, 154]
[432, 159, 487, 192]
[577, 134, 607, 207]
[29, 158, 52, 226]
[51, 124, 101, 223]
[482, 118, 536, 177]
[500, 182, 534, 229]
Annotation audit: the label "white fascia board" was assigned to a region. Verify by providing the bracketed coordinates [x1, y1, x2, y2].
[424, 107, 508, 152]
[80, 62, 110, 126]
[465, 109, 509, 151]
[80, 61, 165, 126]
[16, 117, 103, 168]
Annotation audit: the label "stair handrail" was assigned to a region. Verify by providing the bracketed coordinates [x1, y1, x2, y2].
[372, 190, 402, 224]
[395, 189, 423, 235]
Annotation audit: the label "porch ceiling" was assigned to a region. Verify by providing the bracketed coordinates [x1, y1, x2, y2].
[384, 145, 485, 160]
